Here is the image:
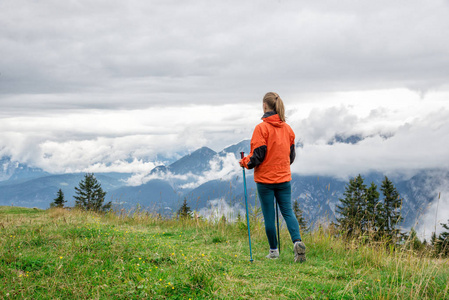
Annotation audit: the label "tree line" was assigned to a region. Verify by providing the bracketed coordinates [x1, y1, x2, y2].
[334, 174, 448, 257]
[51, 173, 111, 212]
[336, 175, 402, 242]
[52, 172, 448, 257]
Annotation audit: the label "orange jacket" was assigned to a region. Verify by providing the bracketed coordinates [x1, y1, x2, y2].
[241, 112, 296, 183]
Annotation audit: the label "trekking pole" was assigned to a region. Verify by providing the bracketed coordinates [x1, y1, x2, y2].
[240, 152, 254, 263]
[276, 199, 281, 254]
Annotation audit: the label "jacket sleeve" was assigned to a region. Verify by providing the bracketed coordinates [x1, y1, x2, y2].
[290, 128, 296, 165]
[247, 145, 267, 169]
[290, 144, 296, 165]
[241, 125, 267, 169]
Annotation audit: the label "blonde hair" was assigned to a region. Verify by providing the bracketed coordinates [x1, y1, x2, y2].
[263, 92, 286, 122]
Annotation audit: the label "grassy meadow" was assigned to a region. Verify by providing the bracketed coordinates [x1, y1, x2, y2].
[1, 206, 448, 299]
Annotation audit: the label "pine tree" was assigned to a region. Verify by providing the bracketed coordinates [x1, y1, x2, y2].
[51, 189, 66, 208]
[431, 232, 437, 248]
[74, 173, 111, 212]
[177, 198, 192, 219]
[408, 228, 424, 251]
[293, 199, 309, 232]
[435, 219, 449, 257]
[380, 176, 403, 242]
[336, 174, 367, 237]
[365, 182, 382, 237]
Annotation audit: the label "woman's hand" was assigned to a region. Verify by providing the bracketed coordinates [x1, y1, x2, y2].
[239, 159, 245, 167]
[239, 156, 250, 168]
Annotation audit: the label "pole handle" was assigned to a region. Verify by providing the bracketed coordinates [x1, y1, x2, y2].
[240, 152, 244, 159]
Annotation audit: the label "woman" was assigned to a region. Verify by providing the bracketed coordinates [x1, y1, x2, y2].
[240, 92, 306, 262]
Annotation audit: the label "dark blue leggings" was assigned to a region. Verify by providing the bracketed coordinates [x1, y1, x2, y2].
[257, 181, 301, 250]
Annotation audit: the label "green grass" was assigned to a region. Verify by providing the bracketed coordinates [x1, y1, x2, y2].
[1, 206, 448, 299]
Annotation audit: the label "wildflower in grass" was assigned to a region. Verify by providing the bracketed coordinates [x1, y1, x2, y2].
[60, 256, 63, 259]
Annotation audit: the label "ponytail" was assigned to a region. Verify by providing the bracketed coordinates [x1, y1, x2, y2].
[263, 92, 286, 122]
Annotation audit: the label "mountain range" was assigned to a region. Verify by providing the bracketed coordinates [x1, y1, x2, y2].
[0, 140, 447, 233]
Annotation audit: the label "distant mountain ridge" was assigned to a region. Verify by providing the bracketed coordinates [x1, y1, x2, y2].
[0, 140, 447, 233]
[0, 156, 49, 182]
[168, 147, 217, 175]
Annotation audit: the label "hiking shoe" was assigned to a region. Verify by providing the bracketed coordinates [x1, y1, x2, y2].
[294, 241, 306, 263]
[266, 249, 279, 259]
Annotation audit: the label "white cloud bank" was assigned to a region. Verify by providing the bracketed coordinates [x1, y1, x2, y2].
[198, 198, 245, 223]
[124, 152, 241, 188]
[1, 0, 449, 110]
[1, 0, 448, 182]
[1, 89, 448, 181]
[289, 92, 449, 179]
[417, 190, 449, 241]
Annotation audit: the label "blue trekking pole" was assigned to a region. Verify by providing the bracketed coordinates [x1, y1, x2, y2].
[240, 152, 254, 263]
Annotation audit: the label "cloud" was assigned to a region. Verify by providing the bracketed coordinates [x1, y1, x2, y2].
[414, 174, 449, 240]
[178, 153, 241, 189]
[1, 0, 449, 112]
[0, 105, 257, 173]
[124, 169, 191, 188]
[1, 89, 448, 179]
[198, 198, 245, 222]
[1, 0, 449, 180]
[127, 152, 241, 188]
[290, 105, 449, 179]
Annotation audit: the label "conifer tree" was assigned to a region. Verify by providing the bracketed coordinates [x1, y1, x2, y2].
[380, 176, 403, 242]
[51, 189, 66, 208]
[435, 219, 449, 257]
[408, 228, 424, 251]
[336, 174, 367, 237]
[177, 198, 192, 219]
[365, 182, 382, 236]
[293, 199, 309, 232]
[74, 173, 111, 212]
[431, 231, 437, 248]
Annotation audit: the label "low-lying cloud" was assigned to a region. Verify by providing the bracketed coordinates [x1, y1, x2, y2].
[415, 176, 449, 240]
[125, 153, 241, 188]
[290, 102, 449, 179]
[198, 198, 245, 223]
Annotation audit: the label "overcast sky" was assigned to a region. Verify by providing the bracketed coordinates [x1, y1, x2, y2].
[1, 0, 449, 180]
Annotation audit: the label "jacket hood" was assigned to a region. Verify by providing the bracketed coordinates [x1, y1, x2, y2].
[262, 112, 284, 127]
